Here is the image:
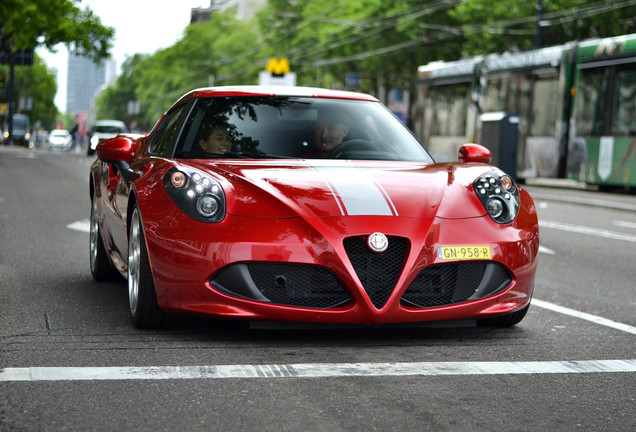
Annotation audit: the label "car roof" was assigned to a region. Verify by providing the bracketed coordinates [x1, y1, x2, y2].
[175, 86, 380, 105]
[94, 120, 126, 126]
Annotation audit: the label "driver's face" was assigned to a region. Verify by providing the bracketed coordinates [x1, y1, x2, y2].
[316, 120, 349, 151]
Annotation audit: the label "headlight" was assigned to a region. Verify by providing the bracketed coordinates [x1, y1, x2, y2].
[91, 136, 99, 146]
[163, 166, 226, 223]
[473, 171, 519, 224]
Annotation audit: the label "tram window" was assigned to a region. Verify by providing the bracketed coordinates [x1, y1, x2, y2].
[611, 66, 636, 136]
[483, 78, 506, 112]
[427, 84, 468, 136]
[576, 68, 609, 136]
[531, 76, 558, 136]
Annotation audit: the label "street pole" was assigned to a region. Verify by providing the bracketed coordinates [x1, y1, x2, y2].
[535, 0, 543, 48]
[7, 50, 15, 145]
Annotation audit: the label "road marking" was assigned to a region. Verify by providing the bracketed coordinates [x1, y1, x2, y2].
[614, 220, 636, 229]
[532, 298, 636, 335]
[1, 359, 634, 382]
[538, 245, 555, 255]
[67, 219, 90, 233]
[540, 220, 636, 242]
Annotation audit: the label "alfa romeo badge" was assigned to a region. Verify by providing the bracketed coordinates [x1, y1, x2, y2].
[367, 232, 389, 253]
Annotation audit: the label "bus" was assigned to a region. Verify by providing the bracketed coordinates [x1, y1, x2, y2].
[413, 33, 636, 190]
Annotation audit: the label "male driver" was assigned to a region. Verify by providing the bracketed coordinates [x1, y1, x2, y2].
[314, 115, 349, 158]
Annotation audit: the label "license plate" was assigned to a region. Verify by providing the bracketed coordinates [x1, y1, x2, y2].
[437, 246, 491, 261]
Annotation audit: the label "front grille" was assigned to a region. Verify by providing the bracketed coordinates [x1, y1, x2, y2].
[246, 263, 351, 308]
[401, 262, 512, 308]
[343, 236, 408, 309]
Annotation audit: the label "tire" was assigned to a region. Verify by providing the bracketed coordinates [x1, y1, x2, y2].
[477, 302, 530, 327]
[90, 198, 120, 281]
[128, 207, 169, 329]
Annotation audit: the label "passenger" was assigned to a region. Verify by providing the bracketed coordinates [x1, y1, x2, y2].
[198, 121, 232, 154]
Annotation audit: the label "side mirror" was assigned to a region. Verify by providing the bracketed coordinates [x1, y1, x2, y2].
[96, 136, 137, 184]
[458, 143, 492, 164]
[96, 136, 135, 162]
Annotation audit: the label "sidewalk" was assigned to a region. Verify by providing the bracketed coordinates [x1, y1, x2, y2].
[523, 178, 636, 212]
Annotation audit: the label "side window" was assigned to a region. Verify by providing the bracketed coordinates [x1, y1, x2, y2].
[575, 67, 609, 137]
[611, 65, 636, 136]
[426, 83, 469, 136]
[149, 105, 187, 156]
[530, 73, 558, 136]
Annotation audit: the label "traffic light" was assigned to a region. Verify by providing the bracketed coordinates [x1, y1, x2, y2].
[0, 73, 5, 88]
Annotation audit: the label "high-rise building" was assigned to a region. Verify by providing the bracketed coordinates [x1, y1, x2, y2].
[65, 54, 109, 115]
[210, 0, 265, 20]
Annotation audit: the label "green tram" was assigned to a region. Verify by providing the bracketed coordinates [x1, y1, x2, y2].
[413, 33, 636, 189]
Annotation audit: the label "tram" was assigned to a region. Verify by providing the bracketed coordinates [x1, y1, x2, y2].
[413, 33, 636, 189]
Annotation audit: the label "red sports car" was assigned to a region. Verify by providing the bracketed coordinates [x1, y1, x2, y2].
[89, 86, 539, 329]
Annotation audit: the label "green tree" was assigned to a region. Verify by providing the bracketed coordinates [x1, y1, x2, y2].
[449, 0, 636, 56]
[1, 0, 114, 60]
[95, 54, 148, 129]
[1, 0, 115, 130]
[103, 10, 261, 127]
[0, 54, 59, 130]
[256, 0, 464, 92]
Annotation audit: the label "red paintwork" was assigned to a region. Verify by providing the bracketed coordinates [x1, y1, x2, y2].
[90, 86, 539, 325]
[95, 136, 136, 161]
[458, 143, 492, 164]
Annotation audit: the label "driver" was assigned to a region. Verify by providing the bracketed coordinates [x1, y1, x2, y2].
[314, 115, 349, 158]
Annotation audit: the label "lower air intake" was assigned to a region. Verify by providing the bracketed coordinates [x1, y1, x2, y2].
[212, 263, 351, 309]
[401, 261, 512, 308]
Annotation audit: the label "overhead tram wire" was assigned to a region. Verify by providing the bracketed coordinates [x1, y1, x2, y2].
[151, 0, 636, 93]
[155, 0, 462, 91]
[292, 0, 636, 68]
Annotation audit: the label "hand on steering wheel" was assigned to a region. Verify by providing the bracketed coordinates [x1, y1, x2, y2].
[327, 139, 378, 158]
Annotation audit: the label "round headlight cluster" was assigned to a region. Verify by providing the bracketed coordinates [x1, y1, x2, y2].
[163, 166, 226, 223]
[473, 172, 520, 224]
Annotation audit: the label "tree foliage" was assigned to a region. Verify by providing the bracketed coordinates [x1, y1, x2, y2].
[1, 0, 114, 60]
[94, 0, 636, 128]
[0, 55, 58, 129]
[1, 0, 115, 130]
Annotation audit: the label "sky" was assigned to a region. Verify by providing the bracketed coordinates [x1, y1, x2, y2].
[37, 0, 209, 113]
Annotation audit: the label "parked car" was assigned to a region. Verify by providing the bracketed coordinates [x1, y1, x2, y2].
[48, 129, 73, 151]
[87, 120, 129, 156]
[89, 85, 539, 330]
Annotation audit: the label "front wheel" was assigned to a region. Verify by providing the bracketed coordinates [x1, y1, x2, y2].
[477, 302, 530, 327]
[128, 207, 169, 329]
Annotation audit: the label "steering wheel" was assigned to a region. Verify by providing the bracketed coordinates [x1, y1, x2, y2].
[328, 139, 379, 158]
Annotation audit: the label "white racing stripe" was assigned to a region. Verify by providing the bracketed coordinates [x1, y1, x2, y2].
[309, 164, 396, 216]
[1, 359, 635, 382]
[540, 220, 636, 242]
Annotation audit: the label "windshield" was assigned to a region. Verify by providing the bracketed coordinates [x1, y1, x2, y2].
[174, 96, 433, 162]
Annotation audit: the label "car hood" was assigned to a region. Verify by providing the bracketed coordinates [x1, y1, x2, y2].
[185, 160, 491, 220]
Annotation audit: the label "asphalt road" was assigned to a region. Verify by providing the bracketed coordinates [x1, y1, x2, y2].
[1, 145, 634, 432]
